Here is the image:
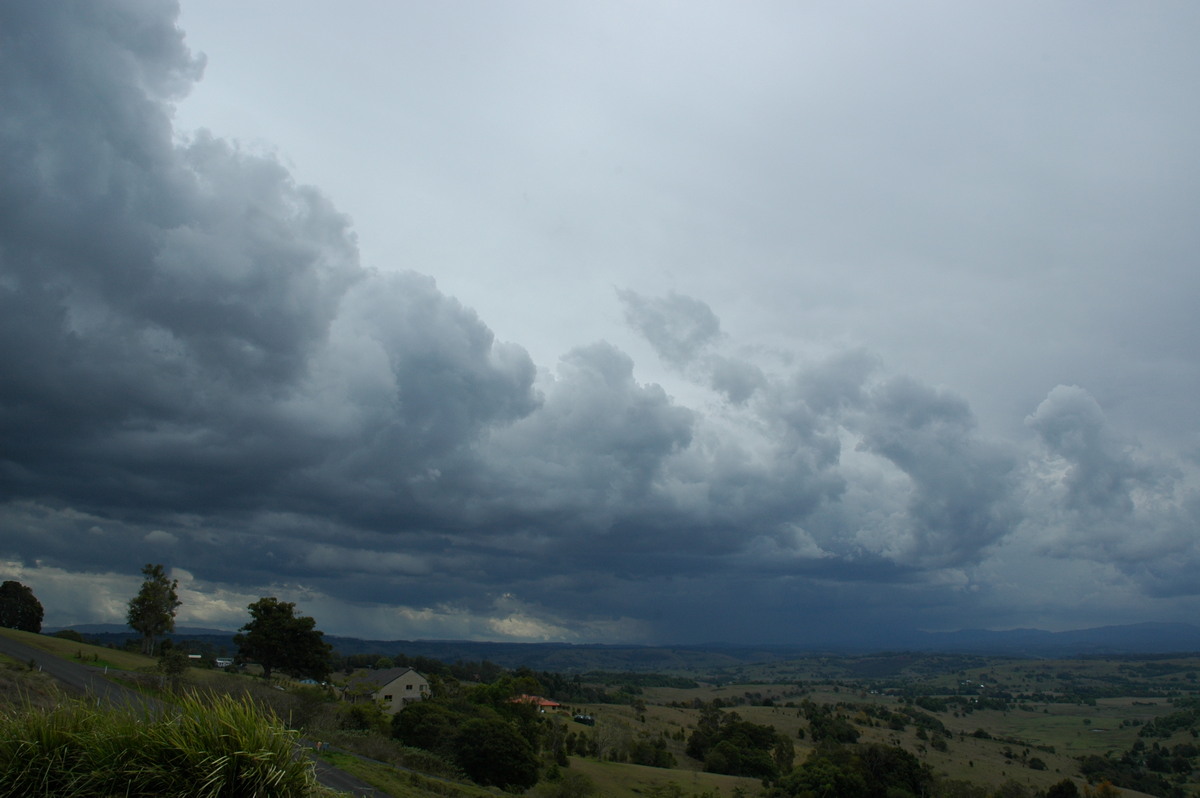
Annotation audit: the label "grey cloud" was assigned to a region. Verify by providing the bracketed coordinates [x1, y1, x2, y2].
[619, 289, 768, 404]
[1024, 385, 1200, 596]
[484, 342, 694, 517]
[707, 355, 766, 404]
[0, 2, 537, 547]
[1027, 385, 1146, 514]
[796, 350, 878, 416]
[853, 377, 1021, 568]
[617, 289, 721, 366]
[4, 1, 1199, 643]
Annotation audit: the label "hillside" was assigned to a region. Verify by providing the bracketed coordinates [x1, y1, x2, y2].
[48, 622, 1200, 675]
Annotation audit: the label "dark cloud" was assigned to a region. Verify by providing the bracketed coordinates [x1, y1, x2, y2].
[855, 377, 1021, 568]
[2, 1, 1199, 643]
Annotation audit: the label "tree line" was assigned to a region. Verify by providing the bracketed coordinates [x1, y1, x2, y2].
[0, 565, 334, 682]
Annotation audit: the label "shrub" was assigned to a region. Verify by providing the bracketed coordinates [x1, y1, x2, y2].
[0, 691, 322, 796]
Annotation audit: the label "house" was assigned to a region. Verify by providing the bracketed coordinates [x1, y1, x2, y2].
[349, 667, 430, 714]
[511, 694, 562, 713]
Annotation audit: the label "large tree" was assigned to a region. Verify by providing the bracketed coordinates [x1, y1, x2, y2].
[453, 717, 540, 791]
[126, 563, 181, 656]
[0, 580, 44, 633]
[234, 597, 332, 681]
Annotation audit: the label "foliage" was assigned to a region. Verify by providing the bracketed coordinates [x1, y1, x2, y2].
[393, 699, 467, 756]
[771, 743, 932, 798]
[686, 702, 791, 779]
[626, 732, 677, 768]
[799, 700, 861, 744]
[1045, 779, 1080, 798]
[336, 699, 389, 734]
[1137, 698, 1200, 738]
[0, 691, 321, 796]
[0, 581, 44, 633]
[126, 563, 181, 656]
[390, 673, 547, 790]
[453, 716, 540, 790]
[234, 597, 332, 681]
[1078, 751, 1182, 797]
[157, 647, 191, 692]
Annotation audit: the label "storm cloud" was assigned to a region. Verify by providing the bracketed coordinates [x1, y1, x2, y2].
[2, 1, 1199, 644]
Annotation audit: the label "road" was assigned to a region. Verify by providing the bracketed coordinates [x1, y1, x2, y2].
[0, 633, 388, 797]
[0, 632, 155, 710]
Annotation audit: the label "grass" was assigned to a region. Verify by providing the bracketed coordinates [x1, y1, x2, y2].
[0, 626, 157, 672]
[565, 756, 760, 797]
[0, 690, 325, 797]
[319, 750, 496, 798]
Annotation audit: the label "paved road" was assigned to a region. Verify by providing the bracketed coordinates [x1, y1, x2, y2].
[0, 633, 388, 797]
[0, 633, 155, 711]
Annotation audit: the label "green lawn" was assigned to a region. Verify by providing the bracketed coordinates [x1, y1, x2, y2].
[318, 751, 494, 798]
[0, 626, 157, 671]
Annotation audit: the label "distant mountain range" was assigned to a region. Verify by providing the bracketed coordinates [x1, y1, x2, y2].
[45, 621, 1200, 671]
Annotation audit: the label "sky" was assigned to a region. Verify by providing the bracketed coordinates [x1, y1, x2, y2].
[2, 1, 1199, 646]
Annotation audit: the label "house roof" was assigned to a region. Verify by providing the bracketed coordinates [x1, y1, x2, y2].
[358, 667, 425, 689]
[512, 694, 561, 708]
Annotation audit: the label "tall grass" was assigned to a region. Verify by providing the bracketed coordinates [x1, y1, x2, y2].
[0, 691, 322, 797]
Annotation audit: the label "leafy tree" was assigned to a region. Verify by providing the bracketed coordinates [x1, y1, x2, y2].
[773, 752, 866, 798]
[453, 716, 540, 790]
[234, 597, 332, 681]
[686, 705, 790, 779]
[392, 700, 464, 757]
[0, 580, 44, 633]
[126, 564, 180, 655]
[771, 744, 932, 798]
[1046, 779, 1080, 798]
[157, 647, 190, 692]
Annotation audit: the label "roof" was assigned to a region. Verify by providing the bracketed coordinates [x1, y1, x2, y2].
[512, 694, 562, 708]
[358, 667, 425, 689]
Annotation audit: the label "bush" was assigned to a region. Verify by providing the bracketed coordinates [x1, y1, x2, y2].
[453, 717, 539, 790]
[0, 691, 322, 796]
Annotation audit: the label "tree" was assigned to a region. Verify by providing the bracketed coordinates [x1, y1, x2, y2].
[234, 597, 332, 681]
[1046, 779, 1080, 798]
[126, 564, 180, 655]
[453, 717, 540, 790]
[157, 647, 190, 692]
[0, 580, 44, 633]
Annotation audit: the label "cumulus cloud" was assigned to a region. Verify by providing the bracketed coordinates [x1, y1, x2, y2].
[1027, 385, 1146, 515]
[1024, 385, 1200, 597]
[854, 377, 1021, 567]
[2, 1, 1199, 643]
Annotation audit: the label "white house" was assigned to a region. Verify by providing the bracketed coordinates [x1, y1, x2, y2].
[351, 667, 430, 714]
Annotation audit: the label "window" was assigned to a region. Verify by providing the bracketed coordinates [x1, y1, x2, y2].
[383, 694, 392, 701]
